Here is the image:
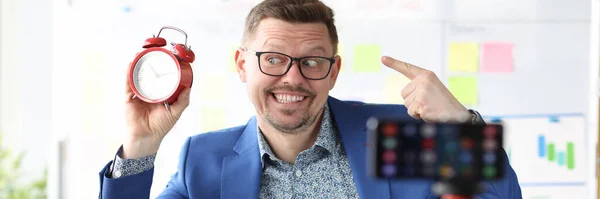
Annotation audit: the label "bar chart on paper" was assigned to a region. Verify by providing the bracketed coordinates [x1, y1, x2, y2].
[537, 135, 575, 171]
[494, 115, 586, 185]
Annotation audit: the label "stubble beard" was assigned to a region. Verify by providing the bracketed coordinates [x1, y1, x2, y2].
[265, 106, 318, 134]
[263, 85, 319, 134]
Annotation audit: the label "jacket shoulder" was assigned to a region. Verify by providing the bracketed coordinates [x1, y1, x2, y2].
[186, 125, 246, 156]
[341, 100, 409, 117]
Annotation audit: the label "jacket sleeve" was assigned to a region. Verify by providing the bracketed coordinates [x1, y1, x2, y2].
[474, 111, 523, 199]
[98, 137, 193, 199]
[477, 148, 523, 199]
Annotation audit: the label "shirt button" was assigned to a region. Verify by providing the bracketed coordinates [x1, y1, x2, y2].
[113, 170, 121, 178]
[295, 170, 302, 177]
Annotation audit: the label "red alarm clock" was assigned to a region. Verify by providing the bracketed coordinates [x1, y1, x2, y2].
[128, 26, 195, 110]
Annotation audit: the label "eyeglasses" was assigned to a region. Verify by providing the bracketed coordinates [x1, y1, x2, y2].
[241, 47, 335, 80]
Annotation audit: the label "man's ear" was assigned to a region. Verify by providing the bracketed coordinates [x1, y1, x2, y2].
[234, 49, 247, 83]
[328, 55, 341, 90]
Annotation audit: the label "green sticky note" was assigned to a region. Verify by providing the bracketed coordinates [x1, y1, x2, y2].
[448, 42, 479, 72]
[448, 76, 478, 106]
[353, 44, 381, 72]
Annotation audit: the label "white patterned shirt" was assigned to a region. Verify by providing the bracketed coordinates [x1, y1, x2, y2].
[256, 103, 359, 198]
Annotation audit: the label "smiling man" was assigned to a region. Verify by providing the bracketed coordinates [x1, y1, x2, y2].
[98, 0, 522, 198]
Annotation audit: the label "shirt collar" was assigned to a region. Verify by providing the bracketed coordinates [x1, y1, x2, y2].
[256, 102, 338, 168]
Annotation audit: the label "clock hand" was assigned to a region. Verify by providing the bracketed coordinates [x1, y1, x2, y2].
[148, 64, 159, 77]
[156, 71, 177, 78]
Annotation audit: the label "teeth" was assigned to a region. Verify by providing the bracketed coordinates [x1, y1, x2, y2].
[274, 94, 305, 103]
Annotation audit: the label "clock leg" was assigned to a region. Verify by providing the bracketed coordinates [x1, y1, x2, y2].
[164, 101, 170, 111]
[132, 95, 137, 99]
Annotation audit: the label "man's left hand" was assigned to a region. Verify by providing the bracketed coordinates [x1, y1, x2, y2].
[381, 56, 471, 123]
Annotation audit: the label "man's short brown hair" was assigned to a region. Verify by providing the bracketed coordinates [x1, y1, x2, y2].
[243, 0, 339, 55]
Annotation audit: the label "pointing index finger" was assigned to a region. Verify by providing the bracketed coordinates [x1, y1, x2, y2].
[381, 56, 424, 80]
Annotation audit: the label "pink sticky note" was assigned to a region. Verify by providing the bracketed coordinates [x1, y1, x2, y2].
[481, 42, 514, 73]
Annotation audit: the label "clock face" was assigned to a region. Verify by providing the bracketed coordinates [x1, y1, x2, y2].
[132, 50, 180, 101]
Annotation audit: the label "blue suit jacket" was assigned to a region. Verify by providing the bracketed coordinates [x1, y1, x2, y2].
[98, 96, 522, 199]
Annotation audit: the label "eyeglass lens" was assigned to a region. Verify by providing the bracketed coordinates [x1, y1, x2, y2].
[259, 52, 332, 79]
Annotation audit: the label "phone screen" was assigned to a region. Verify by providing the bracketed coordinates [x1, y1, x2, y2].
[367, 118, 504, 181]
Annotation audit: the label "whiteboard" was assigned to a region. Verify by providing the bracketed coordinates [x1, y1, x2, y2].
[443, 22, 590, 115]
[484, 115, 588, 196]
[48, 0, 596, 199]
[451, 0, 590, 21]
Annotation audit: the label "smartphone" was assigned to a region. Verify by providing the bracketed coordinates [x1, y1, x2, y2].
[367, 117, 504, 181]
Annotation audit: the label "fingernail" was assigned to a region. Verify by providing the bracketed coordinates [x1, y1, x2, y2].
[382, 56, 391, 62]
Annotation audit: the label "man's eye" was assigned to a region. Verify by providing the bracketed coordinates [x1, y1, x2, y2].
[267, 57, 282, 64]
[302, 59, 318, 67]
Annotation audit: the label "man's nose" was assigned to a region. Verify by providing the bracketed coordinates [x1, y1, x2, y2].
[280, 61, 306, 84]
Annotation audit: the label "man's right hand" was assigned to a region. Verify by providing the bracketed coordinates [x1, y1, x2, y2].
[122, 72, 191, 159]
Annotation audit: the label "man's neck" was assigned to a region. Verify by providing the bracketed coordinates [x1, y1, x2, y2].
[259, 111, 324, 164]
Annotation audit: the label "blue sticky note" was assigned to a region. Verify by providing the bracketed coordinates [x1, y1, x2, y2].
[123, 6, 131, 13]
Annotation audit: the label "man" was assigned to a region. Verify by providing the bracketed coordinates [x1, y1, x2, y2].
[98, 0, 522, 198]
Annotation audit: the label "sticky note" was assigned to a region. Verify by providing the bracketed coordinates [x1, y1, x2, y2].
[401, 0, 421, 11]
[481, 42, 514, 73]
[197, 72, 229, 103]
[383, 75, 411, 104]
[337, 43, 344, 72]
[81, 50, 105, 136]
[353, 44, 381, 72]
[448, 76, 478, 106]
[448, 42, 479, 72]
[229, 45, 239, 72]
[200, 106, 227, 132]
[81, 50, 105, 104]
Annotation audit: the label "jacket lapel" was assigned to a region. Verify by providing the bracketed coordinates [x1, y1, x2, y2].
[328, 97, 391, 199]
[221, 117, 262, 199]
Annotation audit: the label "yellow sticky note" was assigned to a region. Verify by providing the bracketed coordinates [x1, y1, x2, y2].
[353, 44, 381, 72]
[448, 76, 478, 106]
[197, 72, 229, 103]
[337, 43, 344, 72]
[229, 45, 239, 72]
[383, 75, 411, 104]
[200, 106, 227, 132]
[81, 50, 105, 136]
[448, 42, 479, 72]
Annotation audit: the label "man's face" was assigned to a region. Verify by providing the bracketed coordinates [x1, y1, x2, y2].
[235, 18, 341, 134]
